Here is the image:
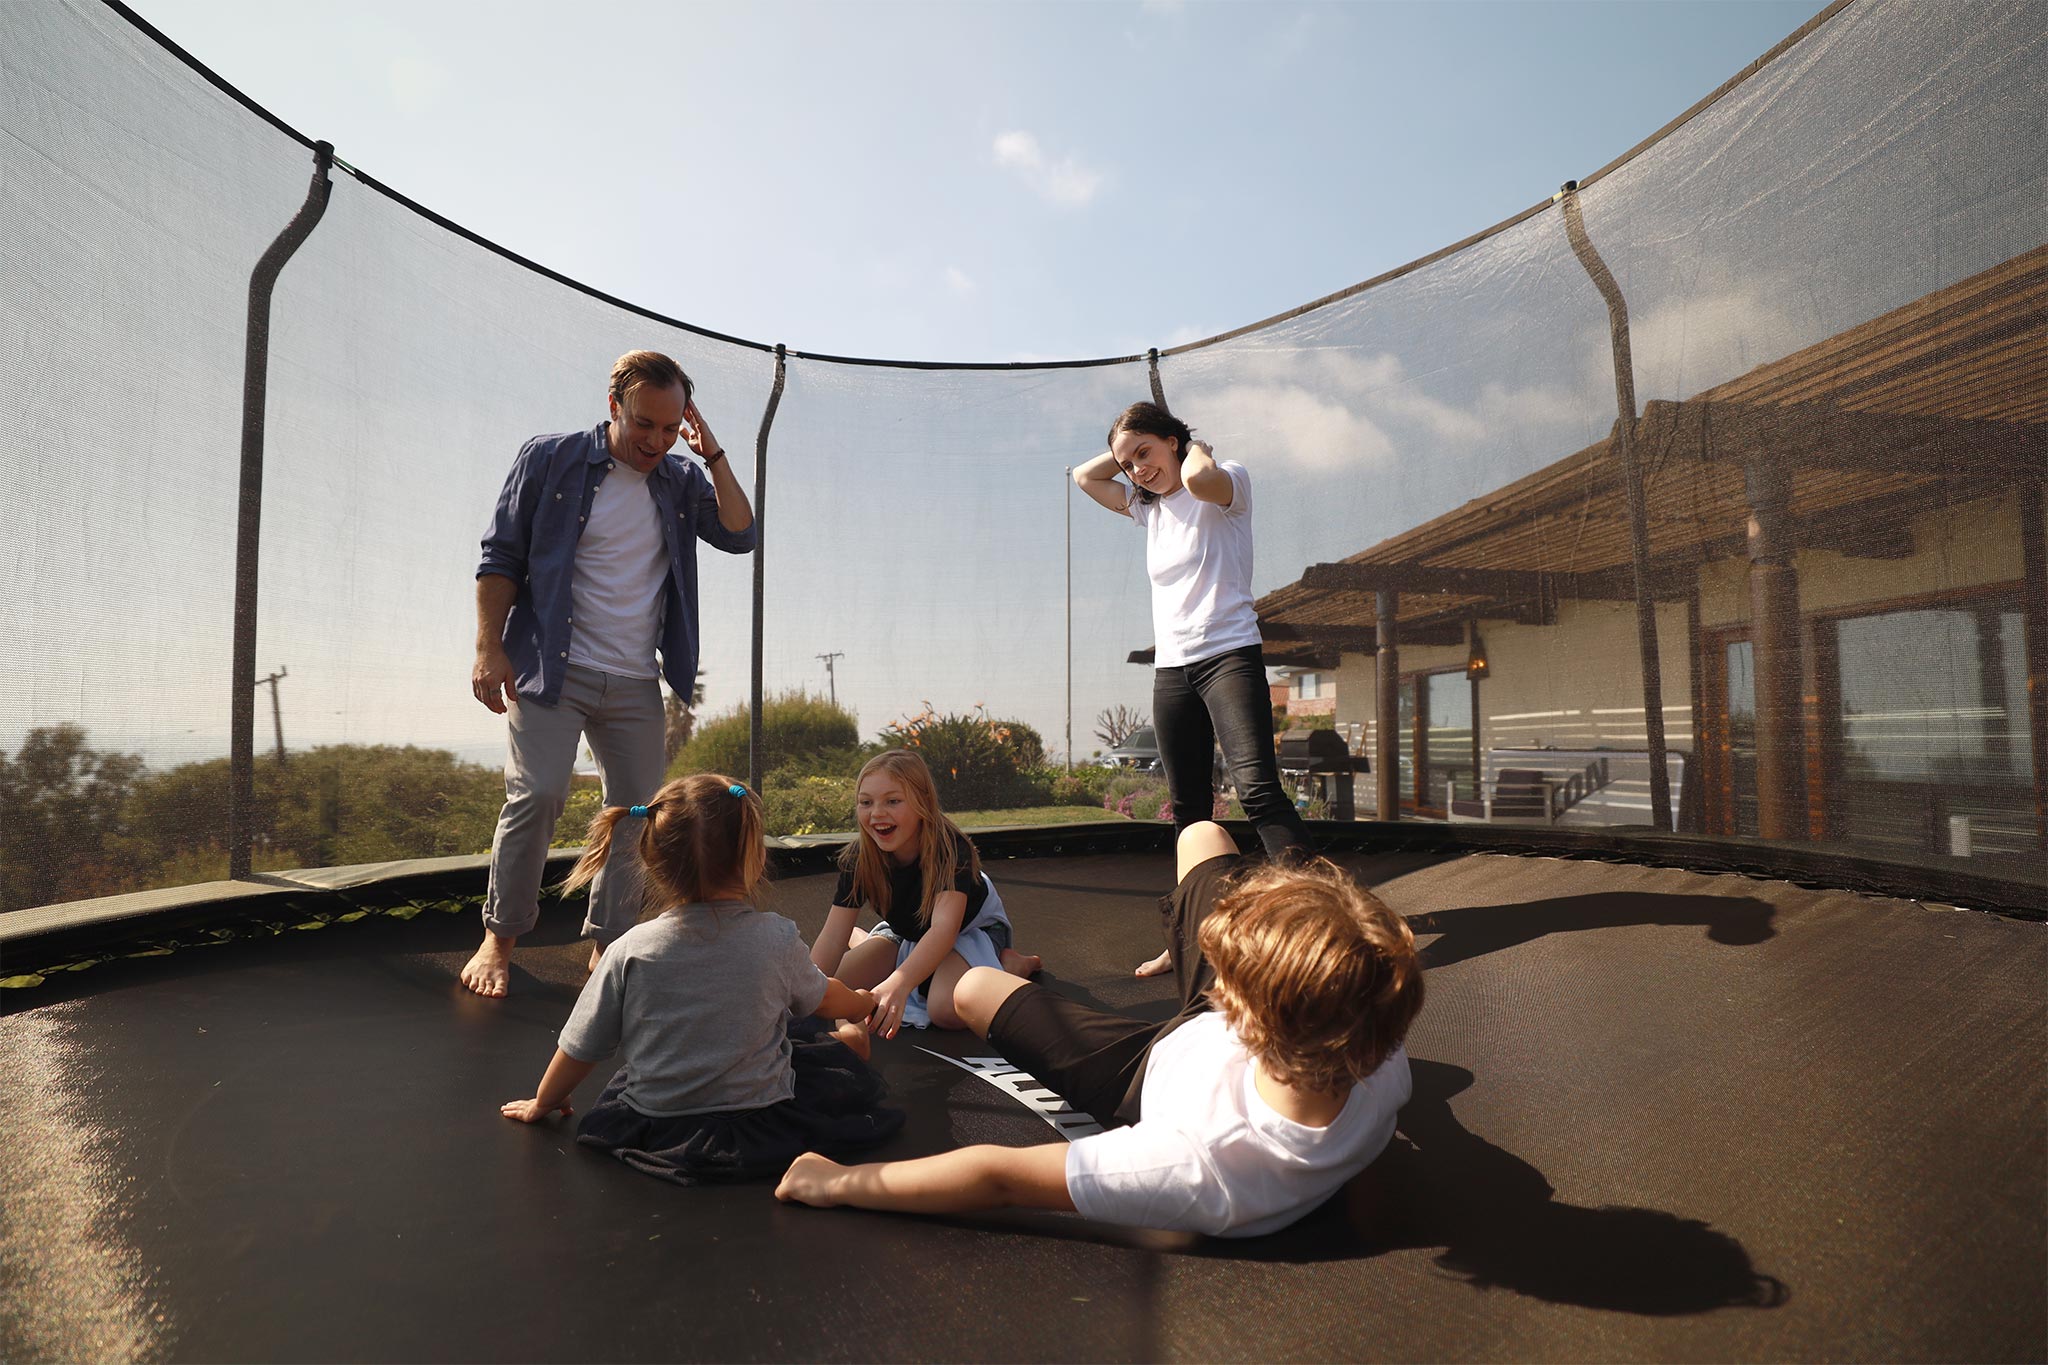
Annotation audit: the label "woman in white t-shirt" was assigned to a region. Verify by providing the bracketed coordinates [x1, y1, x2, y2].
[1073, 402, 1311, 968]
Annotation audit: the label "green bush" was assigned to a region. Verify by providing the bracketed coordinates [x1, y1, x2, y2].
[671, 690, 861, 783]
[1041, 764, 1114, 807]
[882, 703, 1048, 811]
[552, 779, 604, 848]
[763, 772, 859, 837]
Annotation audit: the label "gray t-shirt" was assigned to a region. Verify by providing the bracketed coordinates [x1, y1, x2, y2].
[558, 904, 830, 1118]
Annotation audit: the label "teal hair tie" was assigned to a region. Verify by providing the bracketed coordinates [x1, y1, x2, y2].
[728, 784, 747, 798]
[628, 804, 651, 817]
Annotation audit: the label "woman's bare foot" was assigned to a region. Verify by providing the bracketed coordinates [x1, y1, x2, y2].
[830, 1019, 872, 1062]
[1134, 949, 1172, 978]
[461, 932, 516, 997]
[999, 946, 1043, 978]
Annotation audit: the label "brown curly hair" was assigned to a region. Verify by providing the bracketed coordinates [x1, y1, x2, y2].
[1198, 858, 1424, 1092]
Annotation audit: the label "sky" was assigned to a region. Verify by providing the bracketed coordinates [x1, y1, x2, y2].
[125, 0, 1830, 364]
[14, 0, 1894, 776]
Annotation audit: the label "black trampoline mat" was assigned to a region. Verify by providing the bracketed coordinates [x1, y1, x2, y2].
[2, 848, 2042, 1362]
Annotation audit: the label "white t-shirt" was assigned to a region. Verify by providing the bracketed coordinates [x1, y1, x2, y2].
[567, 461, 668, 679]
[1128, 460, 1261, 667]
[1064, 1011, 1411, 1238]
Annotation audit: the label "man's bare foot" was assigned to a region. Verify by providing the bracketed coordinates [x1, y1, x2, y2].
[1000, 946, 1043, 978]
[587, 941, 603, 973]
[1134, 949, 1172, 978]
[461, 932, 516, 997]
[830, 1019, 872, 1062]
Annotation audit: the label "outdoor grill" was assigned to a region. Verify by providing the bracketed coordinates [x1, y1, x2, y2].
[1277, 730, 1368, 821]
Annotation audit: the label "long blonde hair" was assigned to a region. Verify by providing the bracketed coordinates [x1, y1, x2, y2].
[564, 773, 767, 909]
[839, 749, 980, 927]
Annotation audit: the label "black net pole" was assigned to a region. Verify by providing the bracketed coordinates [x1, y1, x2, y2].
[748, 344, 787, 794]
[1147, 348, 1166, 406]
[1558, 182, 1673, 832]
[230, 142, 332, 880]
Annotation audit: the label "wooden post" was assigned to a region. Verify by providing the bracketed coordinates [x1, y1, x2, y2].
[1376, 591, 1400, 822]
[2020, 480, 2048, 851]
[1686, 587, 1705, 833]
[1745, 461, 1806, 840]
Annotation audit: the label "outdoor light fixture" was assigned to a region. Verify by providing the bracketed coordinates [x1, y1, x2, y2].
[1466, 629, 1490, 680]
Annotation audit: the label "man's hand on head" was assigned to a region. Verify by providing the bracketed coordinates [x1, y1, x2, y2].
[682, 399, 725, 464]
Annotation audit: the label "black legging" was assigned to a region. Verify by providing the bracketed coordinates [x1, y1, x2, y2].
[1152, 643, 1311, 860]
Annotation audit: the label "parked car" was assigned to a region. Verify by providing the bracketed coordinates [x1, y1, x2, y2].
[1104, 726, 1225, 783]
[1105, 725, 1162, 771]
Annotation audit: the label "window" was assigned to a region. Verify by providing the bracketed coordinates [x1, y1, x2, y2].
[1821, 595, 2035, 859]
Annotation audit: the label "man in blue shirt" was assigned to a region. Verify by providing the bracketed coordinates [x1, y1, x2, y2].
[462, 350, 757, 996]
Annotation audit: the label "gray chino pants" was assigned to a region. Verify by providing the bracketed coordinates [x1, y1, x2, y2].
[483, 664, 667, 944]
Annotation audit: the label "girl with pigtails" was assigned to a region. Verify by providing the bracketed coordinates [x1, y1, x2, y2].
[501, 773, 903, 1185]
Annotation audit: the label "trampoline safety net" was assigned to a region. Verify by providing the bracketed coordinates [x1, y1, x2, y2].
[1, 0, 2043, 919]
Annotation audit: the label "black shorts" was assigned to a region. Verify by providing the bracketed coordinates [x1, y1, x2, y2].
[987, 853, 1243, 1128]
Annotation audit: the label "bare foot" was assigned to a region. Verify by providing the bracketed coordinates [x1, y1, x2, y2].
[1000, 946, 1043, 978]
[587, 941, 604, 973]
[830, 1019, 872, 1062]
[1134, 949, 1172, 978]
[461, 932, 516, 997]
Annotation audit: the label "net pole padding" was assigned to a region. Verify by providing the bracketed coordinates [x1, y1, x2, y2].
[230, 142, 333, 881]
[1147, 348, 1166, 407]
[747, 344, 787, 796]
[1557, 182, 1673, 833]
[2020, 479, 2048, 851]
[1375, 592, 1400, 822]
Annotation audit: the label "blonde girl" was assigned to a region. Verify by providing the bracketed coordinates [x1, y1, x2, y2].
[502, 773, 903, 1184]
[812, 750, 1041, 1038]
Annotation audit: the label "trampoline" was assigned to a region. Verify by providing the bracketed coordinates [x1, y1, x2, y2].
[5, 0, 2047, 1358]
[3, 834, 2043, 1361]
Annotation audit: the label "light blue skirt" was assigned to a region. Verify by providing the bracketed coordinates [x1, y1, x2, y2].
[866, 874, 1013, 1029]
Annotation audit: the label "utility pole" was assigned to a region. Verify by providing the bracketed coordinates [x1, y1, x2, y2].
[1064, 466, 1073, 771]
[815, 651, 844, 707]
[256, 666, 288, 766]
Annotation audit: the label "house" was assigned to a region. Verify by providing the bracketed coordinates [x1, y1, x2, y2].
[1242, 246, 2046, 882]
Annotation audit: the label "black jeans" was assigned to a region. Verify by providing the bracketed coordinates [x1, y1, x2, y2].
[1152, 643, 1310, 860]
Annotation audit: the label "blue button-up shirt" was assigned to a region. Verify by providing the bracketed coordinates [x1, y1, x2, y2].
[477, 422, 756, 706]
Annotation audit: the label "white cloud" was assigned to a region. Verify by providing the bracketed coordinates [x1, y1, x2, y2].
[1175, 347, 1585, 473]
[944, 266, 975, 296]
[992, 130, 1105, 208]
[1190, 382, 1397, 471]
[1621, 281, 1812, 403]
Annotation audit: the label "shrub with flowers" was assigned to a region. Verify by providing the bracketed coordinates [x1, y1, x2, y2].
[1100, 772, 1172, 822]
[882, 702, 1046, 811]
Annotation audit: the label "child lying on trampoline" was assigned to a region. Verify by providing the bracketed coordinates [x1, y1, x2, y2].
[501, 774, 904, 1184]
[776, 821, 1424, 1237]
